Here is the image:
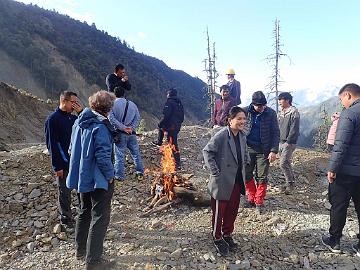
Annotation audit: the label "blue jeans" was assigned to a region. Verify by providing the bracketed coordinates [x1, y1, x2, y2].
[114, 133, 144, 180]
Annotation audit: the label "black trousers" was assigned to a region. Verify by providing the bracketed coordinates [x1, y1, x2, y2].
[56, 169, 73, 224]
[75, 182, 114, 264]
[157, 127, 181, 167]
[329, 174, 360, 240]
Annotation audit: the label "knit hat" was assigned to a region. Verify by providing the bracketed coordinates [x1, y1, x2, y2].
[252, 91, 267, 105]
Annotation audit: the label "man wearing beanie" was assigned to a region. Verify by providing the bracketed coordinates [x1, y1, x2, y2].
[243, 91, 280, 214]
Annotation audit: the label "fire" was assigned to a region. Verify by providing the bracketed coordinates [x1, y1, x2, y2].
[160, 140, 177, 201]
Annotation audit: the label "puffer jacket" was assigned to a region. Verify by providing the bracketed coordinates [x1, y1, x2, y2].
[66, 108, 114, 193]
[326, 112, 340, 145]
[243, 105, 280, 155]
[328, 99, 360, 177]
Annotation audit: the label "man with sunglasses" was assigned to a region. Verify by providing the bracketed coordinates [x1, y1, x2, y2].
[243, 91, 280, 214]
[45, 91, 83, 230]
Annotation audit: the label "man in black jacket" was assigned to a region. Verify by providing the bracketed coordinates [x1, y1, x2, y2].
[322, 83, 360, 255]
[45, 91, 83, 229]
[152, 88, 184, 170]
[243, 91, 280, 214]
[105, 63, 131, 92]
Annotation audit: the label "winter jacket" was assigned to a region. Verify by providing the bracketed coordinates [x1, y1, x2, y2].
[203, 126, 249, 200]
[45, 107, 77, 172]
[244, 105, 280, 155]
[278, 106, 300, 144]
[159, 97, 184, 130]
[66, 108, 114, 193]
[326, 112, 341, 145]
[227, 79, 241, 105]
[105, 73, 131, 92]
[328, 99, 360, 177]
[213, 97, 236, 126]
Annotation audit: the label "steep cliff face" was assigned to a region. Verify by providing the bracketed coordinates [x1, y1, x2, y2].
[0, 82, 54, 144]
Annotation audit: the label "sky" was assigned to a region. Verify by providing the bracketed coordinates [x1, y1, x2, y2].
[16, 0, 360, 104]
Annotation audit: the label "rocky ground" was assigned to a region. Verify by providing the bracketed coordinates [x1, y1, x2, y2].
[1, 126, 360, 270]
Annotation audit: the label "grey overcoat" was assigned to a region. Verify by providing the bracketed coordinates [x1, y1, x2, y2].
[203, 126, 249, 200]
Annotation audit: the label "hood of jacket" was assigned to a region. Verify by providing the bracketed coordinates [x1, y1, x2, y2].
[77, 108, 104, 129]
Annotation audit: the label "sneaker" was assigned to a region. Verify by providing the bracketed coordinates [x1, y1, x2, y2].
[151, 141, 161, 147]
[61, 222, 75, 233]
[255, 204, 264, 215]
[352, 242, 360, 257]
[86, 258, 116, 270]
[321, 235, 341, 253]
[213, 238, 229, 256]
[243, 200, 256, 208]
[223, 236, 238, 251]
[135, 173, 144, 181]
[284, 183, 295, 195]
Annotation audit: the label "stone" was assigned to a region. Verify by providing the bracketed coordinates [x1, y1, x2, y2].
[34, 220, 44, 228]
[28, 189, 41, 199]
[239, 260, 251, 269]
[251, 260, 261, 267]
[12, 240, 22, 248]
[53, 224, 62, 234]
[324, 201, 331, 211]
[57, 232, 67, 241]
[27, 242, 35, 252]
[170, 248, 182, 259]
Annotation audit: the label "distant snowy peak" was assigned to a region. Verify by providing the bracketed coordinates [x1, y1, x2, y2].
[292, 85, 339, 107]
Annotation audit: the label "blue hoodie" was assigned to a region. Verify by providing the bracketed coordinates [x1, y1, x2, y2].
[66, 108, 114, 193]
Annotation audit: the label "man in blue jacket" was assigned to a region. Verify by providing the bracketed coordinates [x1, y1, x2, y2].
[67, 91, 116, 270]
[244, 91, 280, 214]
[44, 91, 82, 228]
[322, 83, 360, 255]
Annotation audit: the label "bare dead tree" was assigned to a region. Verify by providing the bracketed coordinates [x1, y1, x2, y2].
[265, 19, 290, 112]
[203, 27, 218, 125]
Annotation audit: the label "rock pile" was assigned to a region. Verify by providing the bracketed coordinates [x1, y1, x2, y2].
[1, 126, 360, 270]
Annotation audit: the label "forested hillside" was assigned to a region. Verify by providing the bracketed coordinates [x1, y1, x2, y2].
[0, 0, 208, 121]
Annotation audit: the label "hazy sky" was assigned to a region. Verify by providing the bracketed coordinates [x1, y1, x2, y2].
[16, 0, 360, 101]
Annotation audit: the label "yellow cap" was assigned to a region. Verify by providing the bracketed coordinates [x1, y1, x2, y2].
[226, 68, 235, 75]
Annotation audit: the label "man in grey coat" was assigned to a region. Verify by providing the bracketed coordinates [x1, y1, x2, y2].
[278, 92, 300, 194]
[321, 83, 360, 255]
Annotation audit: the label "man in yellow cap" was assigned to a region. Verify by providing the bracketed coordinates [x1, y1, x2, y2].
[226, 68, 241, 105]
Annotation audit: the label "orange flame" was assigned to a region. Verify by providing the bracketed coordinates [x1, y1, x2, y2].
[160, 139, 177, 201]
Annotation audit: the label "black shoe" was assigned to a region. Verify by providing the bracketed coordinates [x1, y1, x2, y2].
[321, 235, 341, 253]
[76, 251, 85, 261]
[151, 141, 161, 147]
[213, 238, 229, 256]
[86, 258, 116, 270]
[352, 242, 360, 257]
[223, 236, 238, 251]
[243, 200, 256, 208]
[255, 204, 264, 215]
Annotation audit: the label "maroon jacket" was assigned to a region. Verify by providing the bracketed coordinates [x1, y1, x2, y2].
[213, 97, 236, 126]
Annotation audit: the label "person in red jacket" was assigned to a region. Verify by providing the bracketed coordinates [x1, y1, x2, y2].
[213, 85, 236, 127]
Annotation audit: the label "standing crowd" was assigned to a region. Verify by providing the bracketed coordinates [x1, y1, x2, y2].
[45, 64, 360, 264]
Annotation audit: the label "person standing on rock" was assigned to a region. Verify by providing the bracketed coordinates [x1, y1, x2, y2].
[106, 63, 131, 92]
[213, 85, 236, 127]
[243, 91, 280, 214]
[321, 83, 360, 255]
[109, 86, 144, 181]
[45, 91, 83, 230]
[203, 106, 248, 256]
[152, 88, 184, 171]
[226, 68, 241, 105]
[67, 91, 116, 270]
[277, 92, 300, 195]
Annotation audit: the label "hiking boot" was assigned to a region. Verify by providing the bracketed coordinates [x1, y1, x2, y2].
[352, 242, 360, 257]
[135, 173, 144, 181]
[223, 236, 238, 251]
[284, 183, 295, 195]
[255, 204, 264, 215]
[321, 235, 341, 253]
[86, 258, 116, 270]
[213, 238, 229, 256]
[243, 200, 256, 208]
